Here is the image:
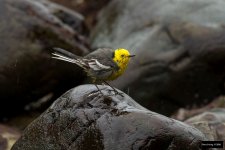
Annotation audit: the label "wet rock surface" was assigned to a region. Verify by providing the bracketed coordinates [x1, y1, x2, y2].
[0, 0, 90, 118]
[91, 0, 225, 115]
[12, 85, 206, 150]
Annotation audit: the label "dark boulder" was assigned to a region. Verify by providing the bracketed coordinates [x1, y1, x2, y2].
[49, 0, 112, 28]
[0, 0, 90, 118]
[12, 85, 206, 150]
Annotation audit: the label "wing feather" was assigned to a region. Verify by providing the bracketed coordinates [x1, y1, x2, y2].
[84, 59, 111, 71]
[52, 50, 112, 71]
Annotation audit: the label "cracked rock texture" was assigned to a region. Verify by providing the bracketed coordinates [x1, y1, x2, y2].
[12, 85, 206, 150]
[91, 0, 225, 115]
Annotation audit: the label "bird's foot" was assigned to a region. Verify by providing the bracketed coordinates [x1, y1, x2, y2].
[108, 89, 124, 97]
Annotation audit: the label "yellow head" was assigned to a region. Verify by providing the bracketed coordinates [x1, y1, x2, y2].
[113, 48, 135, 67]
[109, 48, 135, 80]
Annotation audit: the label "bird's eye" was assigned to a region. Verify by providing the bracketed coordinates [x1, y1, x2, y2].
[121, 54, 124, 57]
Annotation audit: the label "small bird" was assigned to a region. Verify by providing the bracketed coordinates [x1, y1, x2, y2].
[52, 47, 135, 95]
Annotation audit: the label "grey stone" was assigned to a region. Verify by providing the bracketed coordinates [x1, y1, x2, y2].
[12, 85, 206, 150]
[186, 108, 225, 141]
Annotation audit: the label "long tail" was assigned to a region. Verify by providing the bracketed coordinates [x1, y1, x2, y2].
[52, 47, 79, 64]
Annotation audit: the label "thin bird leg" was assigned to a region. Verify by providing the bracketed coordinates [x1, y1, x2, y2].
[103, 80, 123, 96]
[94, 84, 104, 95]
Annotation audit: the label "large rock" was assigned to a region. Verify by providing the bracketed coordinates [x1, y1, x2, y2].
[0, 0, 90, 118]
[91, 0, 225, 115]
[172, 96, 225, 121]
[49, 0, 111, 28]
[12, 85, 206, 150]
[185, 108, 225, 141]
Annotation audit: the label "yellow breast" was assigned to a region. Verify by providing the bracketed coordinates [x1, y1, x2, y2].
[107, 64, 127, 80]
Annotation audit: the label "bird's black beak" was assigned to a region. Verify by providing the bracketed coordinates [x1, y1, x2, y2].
[128, 55, 135, 58]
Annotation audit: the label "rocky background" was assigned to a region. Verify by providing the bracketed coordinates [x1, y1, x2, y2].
[1, 0, 225, 149]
